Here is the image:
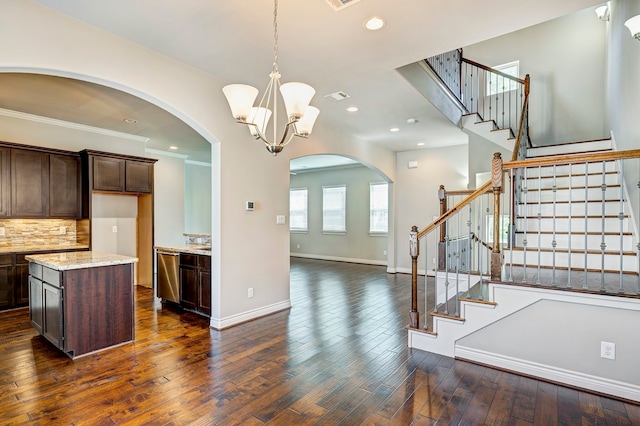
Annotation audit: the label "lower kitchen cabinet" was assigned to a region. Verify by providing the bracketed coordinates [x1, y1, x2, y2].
[27, 255, 135, 359]
[0, 253, 30, 311]
[179, 253, 211, 317]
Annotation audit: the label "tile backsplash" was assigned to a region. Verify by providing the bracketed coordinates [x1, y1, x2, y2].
[184, 233, 211, 245]
[0, 219, 78, 248]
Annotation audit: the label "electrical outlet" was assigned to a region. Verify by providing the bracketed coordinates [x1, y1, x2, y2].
[112, 226, 118, 233]
[601, 341, 616, 360]
[296, 244, 300, 249]
[0, 227, 4, 237]
[59, 226, 67, 235]
[248, 288, 254, 298]
[383, 250, 387, 255]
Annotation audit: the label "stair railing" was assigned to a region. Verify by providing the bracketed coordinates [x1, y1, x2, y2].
[410, 149, 640, 331]
[409, 177, 505, 329]
[426, 49, 530, 146]
[504, 149, 640, 293]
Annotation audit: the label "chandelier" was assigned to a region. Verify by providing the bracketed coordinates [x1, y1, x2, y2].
[222, 0, 320, 156]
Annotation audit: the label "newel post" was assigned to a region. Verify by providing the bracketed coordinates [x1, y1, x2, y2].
[409, 225, 419, 328]
[437, 185, 447, 270]
[491, 152, 503, 280]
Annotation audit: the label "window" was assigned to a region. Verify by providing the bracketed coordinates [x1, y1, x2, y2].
[486, 214, 510, 245]
[487, 61, 519, 96]
[289, 188, 308, 232]
[369, 182, 388, 234]
[322, 185, 346, 233]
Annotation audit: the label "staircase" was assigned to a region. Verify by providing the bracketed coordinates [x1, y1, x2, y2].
[404, 48, 640, 403]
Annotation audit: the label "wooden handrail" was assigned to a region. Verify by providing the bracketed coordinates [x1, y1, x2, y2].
[510, 76, 531, 162]
[418, 180, 492, 240]
[504, 148, 640, 170]
[462, 57, 527, 85]
[470, 232, 493, 252]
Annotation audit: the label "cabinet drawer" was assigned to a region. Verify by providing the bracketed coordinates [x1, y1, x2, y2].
[0, 253, 13, 266]
[180, 253, 198, 267]
[42, 267, 61, 288]
[29, 262, 43, 279]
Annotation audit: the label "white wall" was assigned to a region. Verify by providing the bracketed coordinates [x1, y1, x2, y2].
[147, 153, 186, 246]
[395, 144, 469, 273]
[290, 165, 388, 264]
[91, 193, 137, 257]
[464, 7, 607, 146]
[0, 0, 398, 329]
[606, 0, 640, 240]
[185, 161, 212, 234]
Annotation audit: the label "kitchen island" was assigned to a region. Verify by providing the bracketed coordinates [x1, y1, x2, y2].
[26, 251, 138, 359]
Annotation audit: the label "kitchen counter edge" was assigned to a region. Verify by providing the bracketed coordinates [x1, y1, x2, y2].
[155, 244, 212, 256]
[25, 251, 139, 271]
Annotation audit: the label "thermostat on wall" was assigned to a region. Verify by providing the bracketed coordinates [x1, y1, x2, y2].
[245, 201, 255, 211]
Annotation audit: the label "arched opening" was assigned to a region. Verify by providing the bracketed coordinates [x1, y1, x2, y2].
[289, 154, 394, 270]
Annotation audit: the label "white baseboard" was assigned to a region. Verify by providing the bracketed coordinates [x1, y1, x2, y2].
[456, 346, 640, 402]
[210, 300, 291, 330]
[290, 253, 387, 266]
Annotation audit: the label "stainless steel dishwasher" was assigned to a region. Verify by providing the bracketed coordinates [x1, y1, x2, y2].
[157, 250, 179, 303]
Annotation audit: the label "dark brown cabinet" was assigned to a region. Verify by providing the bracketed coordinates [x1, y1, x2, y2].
[28, 260, 135, 358]
[11, 149, 49, 217]
[85, 151, 154, 195]
[0, 253, 31, 311]
[179, 253, 211, 317]
[0, 148, 9, 217]
[49, 154, 81, 218]
[0, 144, 82, 219]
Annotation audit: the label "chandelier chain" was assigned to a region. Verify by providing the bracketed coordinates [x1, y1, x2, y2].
[273, 0, 279, 72]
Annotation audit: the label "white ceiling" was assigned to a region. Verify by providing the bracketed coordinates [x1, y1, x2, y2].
[0, 0, 602, 165]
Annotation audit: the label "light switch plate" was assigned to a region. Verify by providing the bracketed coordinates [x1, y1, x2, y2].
[276, 215, 286, 225]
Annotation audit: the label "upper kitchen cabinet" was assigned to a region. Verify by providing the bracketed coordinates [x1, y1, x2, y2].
[49, 154, 81, 218]
[0, 143, 82, 219]
[11, 149, 50, 217]
[83, 150, 155, 195]
[0, 148, 9, 217]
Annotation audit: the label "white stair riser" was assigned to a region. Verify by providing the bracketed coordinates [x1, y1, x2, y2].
[518, 201, 626, 217]
[516, 217, 630, 233]
[514, 233, 635, 251]
[523, 174, 619, 189]
[523, 162, 617, 176]
[522, 187, 622, 203]
[435, 272, 482, 305]
[527, 140, 612, 157]
[505, 249, 637, 272]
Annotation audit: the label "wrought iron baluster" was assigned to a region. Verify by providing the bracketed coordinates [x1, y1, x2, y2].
[467, 203, 472, 297]
[424, 237, 429, 328]
[618, 160, 624, 293]
[536, 166, 542, 285]
[522, 168, 528, 283]
[455, 212, 460, 317]
[567, 163, 573, 288]
[552, 164, 557, 286]
[600, 161, 607, 292]
[444, 234, 450, 315]
[583, 162, 589, 289]
[508, 168, 514, 282]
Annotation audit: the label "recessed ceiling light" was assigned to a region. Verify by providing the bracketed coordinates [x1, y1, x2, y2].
[346, 106, 359, 112]
[364, 16, 386, 31]
[406, 117, 418, 124]
[123, 118, 138, 124]
[390, 127, 400, 132]
[169, 146, 178, 150]
[417, 142, 425, 146]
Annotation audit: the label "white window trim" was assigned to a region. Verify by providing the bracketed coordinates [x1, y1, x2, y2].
[289, 187, 308, 232]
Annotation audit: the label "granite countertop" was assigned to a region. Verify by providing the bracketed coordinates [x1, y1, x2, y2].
[0, 243, 90, 254]
[155, 244, 212, 256]
[25, 251, 138, 271]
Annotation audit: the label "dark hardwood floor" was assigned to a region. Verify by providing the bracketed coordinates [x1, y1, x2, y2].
[1, 257, 639, 425]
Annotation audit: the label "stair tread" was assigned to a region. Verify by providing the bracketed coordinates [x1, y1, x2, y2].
[523, 184, 621, 191]
[505, 263, 638, 275]
[506, 247, 637, 256]
[514, 230, 633, 236]
[527, 138, 612, 150]
[516, 214, 628, 219]
[527, 148, 613, 159]
[518, 199, 624, 204]
[524, 171, 618, 178]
